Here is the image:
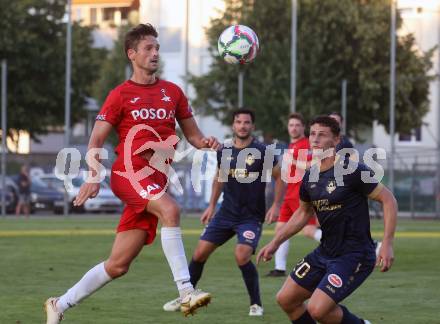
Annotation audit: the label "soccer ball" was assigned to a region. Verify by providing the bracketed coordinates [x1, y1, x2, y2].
[217, 25, 259, 64]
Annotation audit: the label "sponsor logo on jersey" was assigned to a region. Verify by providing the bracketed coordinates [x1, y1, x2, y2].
[230, 168, 249, 179]
[161, 89, 171, 102]
[139, 183, 161, 199]
[328, 274, 343, 288]
[243, 230, 256, 240]
[312, 199, 342, 212]
[131, 108, 175, 121]
[96, 114, 106, 121]
[130, 97, 141, 104]
[326, 180, 337, 194]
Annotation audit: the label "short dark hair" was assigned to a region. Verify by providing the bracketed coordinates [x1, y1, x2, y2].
[310, 115, 340, 136]
[329, 111, 343, 121]
[124, 23, 158, 59]
[288, 113, 305, 126]
[232, 109, 255, 123]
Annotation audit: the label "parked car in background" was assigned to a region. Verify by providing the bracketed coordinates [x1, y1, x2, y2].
[4, 176, 20, 210]
[38, 173, 122, 213]
[0, 186, 16, 213]
[30, 178, 64, 214]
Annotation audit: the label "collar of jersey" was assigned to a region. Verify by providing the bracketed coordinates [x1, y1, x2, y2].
[231, 137, 255, 150]
[127, 78, 160, 87]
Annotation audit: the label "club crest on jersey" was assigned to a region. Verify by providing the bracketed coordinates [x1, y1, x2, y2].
[161, 89, 171, 102]
[328, 274, 343, 288]
[245, 153, 255, 166]
[243, 230, 256, 240]
[326, 180, 337, 194]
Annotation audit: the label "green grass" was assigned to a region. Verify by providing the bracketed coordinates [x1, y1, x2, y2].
[0, 216, 439, 323]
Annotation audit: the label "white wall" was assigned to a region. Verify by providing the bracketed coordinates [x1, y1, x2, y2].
[373, 0, 440, 164]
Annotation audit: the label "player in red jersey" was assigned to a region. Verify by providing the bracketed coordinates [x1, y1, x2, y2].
[266, 113, 322, 277]
[45, 24, 218, 323]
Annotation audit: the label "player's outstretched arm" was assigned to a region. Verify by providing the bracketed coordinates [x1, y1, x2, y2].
[257, 200, 314, 264]
[178, 117, 220, 150]
[369, 185, 398, 272]
[265, 164, 285, 224]
[73, 121, 113, 207]
[201, 169, 224, 224]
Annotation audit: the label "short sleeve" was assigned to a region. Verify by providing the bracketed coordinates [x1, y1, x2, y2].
[96, 90, 122, 126]
[299, 174, 311, 202]
[353, 163, 380, 196]
[175, 87, 193, 120]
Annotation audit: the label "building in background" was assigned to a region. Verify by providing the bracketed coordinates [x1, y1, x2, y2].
[72, 0, 140, 48]
[71, 0, 230, 142]
[372, 0, 440, 167]
[139, 0, 230, 142]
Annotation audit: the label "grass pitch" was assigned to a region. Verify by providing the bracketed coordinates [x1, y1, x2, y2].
[0, 216, 439, 323]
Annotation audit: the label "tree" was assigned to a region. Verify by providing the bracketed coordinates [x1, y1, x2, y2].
[0, 0, 106, 141]
[92, 25, 132, 105]
[190, 0, 434, 140]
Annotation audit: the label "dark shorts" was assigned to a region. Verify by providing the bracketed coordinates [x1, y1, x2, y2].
[18, 193, 31, 204]
[290, 247, 375, 303]
[200, 213, 263, 251]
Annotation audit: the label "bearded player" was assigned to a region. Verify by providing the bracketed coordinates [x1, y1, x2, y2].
[45, 24, 219, 323]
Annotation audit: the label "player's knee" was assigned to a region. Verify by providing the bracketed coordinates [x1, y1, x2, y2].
[157, 202, 180, 226]
[192, 251, 206, 262]
[276, 291, 294, 312]
[192, 245, 211, 262]
[234, 253, 251, 266]
[277, 289, 306, 314]
[105, 262, 130, 279]
[307, 303, 326, 322]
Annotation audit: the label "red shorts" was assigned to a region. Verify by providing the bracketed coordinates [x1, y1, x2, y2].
[110, 156, 168, 245]
[279, 199, 318, 226]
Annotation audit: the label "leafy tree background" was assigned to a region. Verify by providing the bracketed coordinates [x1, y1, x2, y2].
[0, 0, 106, 142]
[93, 25, 132, 105]
[190, 0, 435, 141]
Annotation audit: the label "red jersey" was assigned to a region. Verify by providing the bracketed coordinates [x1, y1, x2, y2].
[96, 79, 193, 156]
[283, 137, 310, 202]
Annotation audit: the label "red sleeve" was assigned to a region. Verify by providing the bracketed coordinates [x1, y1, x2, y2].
[175, 86, 193, 121]
[96, 89, 122, 126]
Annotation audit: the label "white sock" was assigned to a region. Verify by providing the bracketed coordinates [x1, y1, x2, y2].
[274, 239, 290, 271]
[57, 262, 112, 313]
[313, 229, 322, 242]
[161, 227, 194, 298]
